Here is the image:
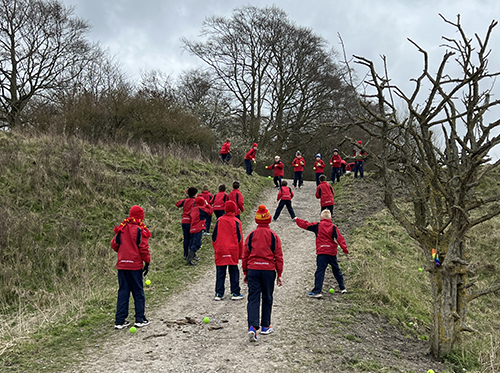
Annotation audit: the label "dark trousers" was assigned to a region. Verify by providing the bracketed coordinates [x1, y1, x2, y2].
[354, 161, 364, 178]
[182, 223, 191, 258]
[235, 214, 241, 221]
[321, 205, 334, 215]
[312, 254, 345, 293]
[273, 200, 296, 220]
[115, 269, 146, 324]
[220, 153, 232, 164]
[206, 215, 212, 233]
[216, 265, 241, 296]
[273, 176, 282, 188]
[190, 231, 203, 252]
[214, 210, 225, 219]
[331, 167, 341, 183]
[293, 171, 303, 187]
[245, 159, 253, 175]
[247, 269, 276, 329]
[315, 173, 322, 186]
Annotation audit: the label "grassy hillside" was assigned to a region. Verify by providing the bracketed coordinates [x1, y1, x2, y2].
[0, 131, 267, 371]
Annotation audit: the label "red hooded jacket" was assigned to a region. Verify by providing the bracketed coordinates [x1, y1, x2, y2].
[175, 197, 195, 224]
[277, 186, 294, 201]
[242, 225, 283, 277]
[219, 141, 231, 155]
[228, 189, 245, 215]
[315, 181, 335, 206]
[295, 218, 348, 256]
[244, 147, 257, 161]
[211, 210, 243, 266]
[266, 160, 284, 177]
[329, 154, 343, 168]
[198, 190, 214, 205]
[313, 159, 326, 174]
[212, 191, 228, 211]
[292, 156, 305, 172]
[190, 198, 213, 233]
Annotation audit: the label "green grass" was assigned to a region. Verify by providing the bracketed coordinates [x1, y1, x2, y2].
[0, 131, 267, 372]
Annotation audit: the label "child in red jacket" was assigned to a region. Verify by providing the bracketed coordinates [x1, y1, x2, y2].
[265, 155, 284, 188]
[243, 205, 284, 342]
[292, 151, 305, 188]
[212, 184, 229, 219]
[228, 181, 245, 221]
[315, 174, 335, 214]
[353, 140, 367, 179]
[111, 205, 151, 330]
[244, 143, 258, 175]
[187, 196, 213, 265]
[198, 185, 214, 234]
[329, 148, 343, 184]
[313, 153, 326, 186]
[219, 138, 232, 164]
[175, 187, 198, 260]
[211, 201, 244, 301]
[273, 180, 296, 220]
[295, 209, 348, 297]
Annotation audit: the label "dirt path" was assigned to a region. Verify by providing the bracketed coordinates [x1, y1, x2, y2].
[69, 178, 445, 373]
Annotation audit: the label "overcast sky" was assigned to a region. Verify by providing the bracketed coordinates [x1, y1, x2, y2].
[60, 0, 500, 157]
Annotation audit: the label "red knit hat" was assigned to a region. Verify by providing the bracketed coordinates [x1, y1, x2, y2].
[255, 204, 271, 225]
[253, 143, 258, 148]
[225, 200, 236, 214]
[358, 140, 363, 145]
[195, 196, 206, 206]
[129, 205, 145, 221]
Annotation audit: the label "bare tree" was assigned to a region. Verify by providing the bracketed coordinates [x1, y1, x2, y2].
[0, 0, 94, 128]
[352, 15, 500, 357]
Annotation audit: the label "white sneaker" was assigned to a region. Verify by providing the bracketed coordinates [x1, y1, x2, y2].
[114, 321, 130, 330]
[341, 289, 347, 294]
[134, 319, 150, 328]
[308, 292, 322, 298]
[214, 293, 224, 301]
[231, 293, 244, 300]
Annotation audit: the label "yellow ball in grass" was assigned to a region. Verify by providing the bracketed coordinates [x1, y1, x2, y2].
[145, 279, 151, 286]
[130, 326, 137, 333]
[268, 176, 272, 179]
[418, 268, 423, 272]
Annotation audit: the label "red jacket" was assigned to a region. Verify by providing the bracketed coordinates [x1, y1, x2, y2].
[329, 154, 343, 168]
[315, 181, 335, 206]
[266, 160, 284, 177]
[244, 148, 257, 161]
[219, 141, 231, 155]
[190, 203, 213, 233]
[313, 159, 325, 174]
[295, 218, 348, 256]
[198, 191, 214, 205]
[175, 197, 195, 224]
[212, 191, 228, 211]
[111, 223, 151, 270]
[277, 186, 294, 201]
[242, 225, 283, 277]
[292, 157, 305, 172]
[228, 189, 245, 215]
[212, 212, 243, 266]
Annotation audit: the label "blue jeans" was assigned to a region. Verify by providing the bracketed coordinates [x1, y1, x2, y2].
[312, 254, 345, 293]
[115, 269, 146, 324]
[190, 231, 203, 253]
[293, 171, 303, 187]
[273, 200, 296, 220]
[216, 265, 241, 296]
[331, 167, 341, 183]
[247, 269, 275, 329]
[354, 161, 364, 178]
[182, 223, 191, 258]
[245, 159, 253, 175]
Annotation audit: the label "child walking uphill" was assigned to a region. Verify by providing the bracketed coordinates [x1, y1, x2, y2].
[243, 205, 284, 342]
[273, 180, 296, 221]
[315, 174, 335, 214]
[198, 185, 214, 234]
[111, 205, 151, 330]
[211, 201, 244, 301]
[265, 155, 284, 188]
[228, 181, 245, 221]
[176, 187, 197, 260]
[294, 209, 348, 298]
[187, 196, 213, 266]
[212, 184, 228, 219]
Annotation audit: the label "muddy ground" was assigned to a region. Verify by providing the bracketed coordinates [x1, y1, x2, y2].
[68, 177, 446, 373]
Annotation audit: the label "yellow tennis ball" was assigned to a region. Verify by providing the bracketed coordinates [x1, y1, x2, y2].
[329, 288, 335, 294]
[427, 370, 435, 373]
[203, 317, 209, 324]
[130, 326, 137, 333]
[145, 279, 151, 286]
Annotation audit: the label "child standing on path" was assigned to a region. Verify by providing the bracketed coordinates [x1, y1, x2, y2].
[294, 209, 349, 298]
[198, 185, 214, 234]
[212, 184, 228, 219]
[187, 196, 213, 265]
[228, 181, 245, 221]
[211, 201, 244, 301]
[111, 205, 151, 329]
[244, 143, 258, 175]
[313, 153, 326, 186]
[175, 187, 198, 260]
[265, 155, 284, 188]
[273, 180, 296, 221]
[292, 151, 305, 188]
[315, 174, 335, 214]
[243, 205, 284, 342]
[329, 149, 343, 184]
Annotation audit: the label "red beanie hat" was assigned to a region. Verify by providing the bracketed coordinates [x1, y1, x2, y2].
[195, 196, 205, 206]
[225, 200, 236, 214]
[253, 143, 258, 148]
[255, 204, 271, 225]
[129, 205, 145, 221]
[358, 140, 363, 145]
